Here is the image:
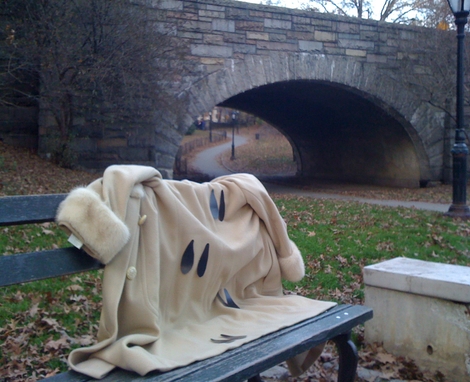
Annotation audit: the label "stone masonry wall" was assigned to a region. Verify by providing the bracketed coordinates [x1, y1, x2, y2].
[159, 0, 442, 77]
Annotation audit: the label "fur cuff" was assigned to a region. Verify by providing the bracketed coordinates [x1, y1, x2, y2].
[56, 187, 130, 264]
[278, 240, 305, 282]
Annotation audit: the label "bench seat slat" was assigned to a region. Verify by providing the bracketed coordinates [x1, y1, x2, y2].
[0, 194, 67, 226]
[0, 248, 103, 287]
[46, 304, 372, 382]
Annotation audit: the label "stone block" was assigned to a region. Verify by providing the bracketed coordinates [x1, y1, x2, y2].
[299, 40, 323, 52]
[311, 19, 332, 29]
[256, 41, 296, 51]
[212, 19, 235, 33]
[292, 16, 311, 25]
[235, 21, 264, 31]
[364, 258, 470, 303]
[264, 19, 291, 30]
[190, 44, 233, 57]
[247, 32, 269, 41]
[359, 24, 378, 32]
[167, 11, 198, 21]
[364, 258, 470, 381]
[226, 6, 249, 19]
[345, 49, 366, 57]
[287, 30, 315, 40]
[339, 38, 374, 50]
[249, 10, 269, 18]
[314, 31, 336, 42]
[179, 20, 211, 32]
[336, 22, 359, 34]
[223, 33, 245, 44]
[269, 33, 287, 42]
[204, 33, 224, 45]
[233, 44, 256, 54]
[292, 24, 315, 33]
[178, 31, 203, 40]
[360, 31, 378, 41]
[199, 10, 224, 19]
[207, 5, 224, 12]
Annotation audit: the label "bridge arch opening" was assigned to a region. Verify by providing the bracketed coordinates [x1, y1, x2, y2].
[174, 109, 298, 181]
[220, 80, 423, 188]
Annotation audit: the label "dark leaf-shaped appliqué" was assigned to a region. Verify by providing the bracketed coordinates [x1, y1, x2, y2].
[181, 240, 195, 275]
[217, 288, 240, 309]
[211, 334, 247, 343]
[197, 243, 209, 277]
[218, 190, 225, 221]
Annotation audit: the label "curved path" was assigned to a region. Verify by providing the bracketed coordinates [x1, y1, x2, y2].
[190, 138, 450, 213]
[191, 135, 248, 178]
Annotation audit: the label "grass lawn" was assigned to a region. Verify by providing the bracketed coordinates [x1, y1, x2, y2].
[1, 140, 469, 381]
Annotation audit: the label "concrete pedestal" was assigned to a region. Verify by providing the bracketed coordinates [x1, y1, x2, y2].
[363, 257, 470, 381]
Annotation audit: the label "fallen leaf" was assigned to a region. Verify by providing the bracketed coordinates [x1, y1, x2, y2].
[45, 337, 69, 350]
[28, 303, 39, 318]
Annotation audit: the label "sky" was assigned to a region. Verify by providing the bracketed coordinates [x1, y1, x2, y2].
[236, 0, 383, 19]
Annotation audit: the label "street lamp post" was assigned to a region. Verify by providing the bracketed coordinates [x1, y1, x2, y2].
[445, 0, 470, 219]
[231, 111, 236, 160]
[208, 111, 213, 143]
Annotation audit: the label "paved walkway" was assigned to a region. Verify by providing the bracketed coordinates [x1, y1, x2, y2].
[263, 182, 449, 212]
[192, 135, 248, 178]
[191, 139, 450, 213]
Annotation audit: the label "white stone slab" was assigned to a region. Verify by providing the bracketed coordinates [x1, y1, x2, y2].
[365, 286, 470, 380]
[363, 257, 470, 303]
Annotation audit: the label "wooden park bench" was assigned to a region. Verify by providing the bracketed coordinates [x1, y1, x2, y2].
[0, 194, 373, 382]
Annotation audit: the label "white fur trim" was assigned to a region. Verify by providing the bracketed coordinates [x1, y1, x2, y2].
[279, 240, 305, 282]
[56, 187, 130, 264]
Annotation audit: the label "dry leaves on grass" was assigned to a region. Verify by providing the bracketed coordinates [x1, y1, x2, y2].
[0, 274, 102, 381]
[0, 142, 97, 196]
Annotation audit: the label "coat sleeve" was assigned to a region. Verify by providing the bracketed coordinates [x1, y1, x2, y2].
[56, 165, 162, 264]
[213, 173, 305, 282]
[55, 183, 130, 264]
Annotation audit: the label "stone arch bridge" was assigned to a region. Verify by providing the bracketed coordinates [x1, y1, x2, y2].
[52, 1, 461, 186]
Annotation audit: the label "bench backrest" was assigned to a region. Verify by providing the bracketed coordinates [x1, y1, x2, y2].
[0, 194, 103, 287]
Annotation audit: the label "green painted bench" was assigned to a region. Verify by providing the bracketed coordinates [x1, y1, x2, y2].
[0, 194, 373, 382]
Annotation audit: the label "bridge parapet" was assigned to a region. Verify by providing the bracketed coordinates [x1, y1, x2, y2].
[153, 0, 431, 74]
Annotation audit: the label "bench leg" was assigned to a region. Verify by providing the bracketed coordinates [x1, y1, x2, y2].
[247, 375, 263, 382]
[332, 332, 358, 382]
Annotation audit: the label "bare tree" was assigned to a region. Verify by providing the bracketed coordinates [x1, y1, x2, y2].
[304, 0, 454, 25]
[306, 0, 373, 19]
[0, 0, 185, 166]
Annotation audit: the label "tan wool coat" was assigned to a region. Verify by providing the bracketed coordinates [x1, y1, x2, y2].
[56, 165, 336, 379]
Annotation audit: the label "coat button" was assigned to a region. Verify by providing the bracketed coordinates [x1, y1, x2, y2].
[126, 266, 137, 280]
[138, 215, 147, 226]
